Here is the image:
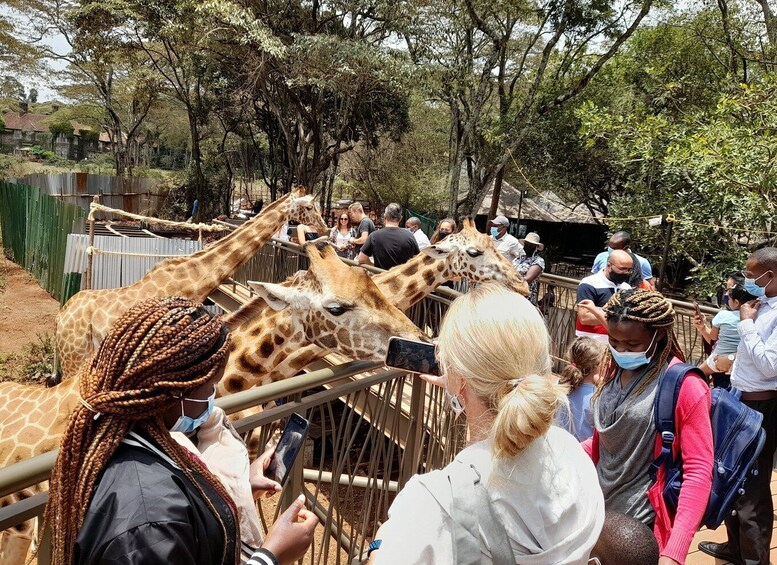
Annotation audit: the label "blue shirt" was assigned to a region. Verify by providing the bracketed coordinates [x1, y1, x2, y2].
[592, 251, 653, 281]
[558, 383, 596, 441]
[711, 309, 741, 355]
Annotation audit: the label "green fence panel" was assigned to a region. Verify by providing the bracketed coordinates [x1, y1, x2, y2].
[0, 181, 28, 265]
[61, 272, 82, 306]
[405, 208, 438, 238]
[0, 182, 85, 301]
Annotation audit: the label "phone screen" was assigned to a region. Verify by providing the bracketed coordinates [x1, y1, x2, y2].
[266, 413, 310, 486]
[384, 337, 440, 376]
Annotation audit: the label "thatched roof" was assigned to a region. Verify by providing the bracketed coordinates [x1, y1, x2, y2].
[475, 180, 602, 225]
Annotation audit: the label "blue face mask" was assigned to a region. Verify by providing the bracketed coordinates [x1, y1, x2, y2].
[169, 387, 216, 434]
[722, 294, 730, 308]
[607, 246, 614, 253]
[609, 332, 657, 371]
[490, 227, 500, 238]
[744, 271, 771, 298]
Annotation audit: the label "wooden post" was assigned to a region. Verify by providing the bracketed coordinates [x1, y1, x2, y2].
[85, 195, 99, 290]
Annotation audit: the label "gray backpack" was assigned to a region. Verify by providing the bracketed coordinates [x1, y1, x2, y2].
[416, 460, 515, 565]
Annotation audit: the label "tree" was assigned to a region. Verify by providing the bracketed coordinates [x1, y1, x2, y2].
[5, 0, 158, 176]
[399, 0, 654, 217]
[216, 1, 414, 204]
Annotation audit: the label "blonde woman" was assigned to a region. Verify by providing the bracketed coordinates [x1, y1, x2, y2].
[369, 285, 605, 564]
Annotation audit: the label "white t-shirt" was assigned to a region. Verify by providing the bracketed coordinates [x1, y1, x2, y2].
[413, 228, 431, 250]
[373, 426, 604, 565]
[494, 233, 525, 263]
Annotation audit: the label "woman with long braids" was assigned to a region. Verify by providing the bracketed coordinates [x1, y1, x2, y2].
[42, 297, 317, 565]
[584, 289, 713, 565]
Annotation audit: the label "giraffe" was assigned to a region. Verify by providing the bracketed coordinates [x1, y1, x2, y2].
[55, 189, 327, 380]
[372, 217, 529, 309]
[218, 242, 428, 393]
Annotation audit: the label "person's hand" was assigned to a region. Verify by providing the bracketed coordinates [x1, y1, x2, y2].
[262, 494, 319, 565]
[658, 557, 680, 565]
[740, 300, 760, 321]
[419, 373, 446, 388]
[250, 445, 282, 499]
[577, 299, 596, 312]
[713, 354, 735, 373]
[692, 312, 706, 330]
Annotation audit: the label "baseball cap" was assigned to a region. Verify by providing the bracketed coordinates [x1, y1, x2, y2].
[491, 215, 509, 227]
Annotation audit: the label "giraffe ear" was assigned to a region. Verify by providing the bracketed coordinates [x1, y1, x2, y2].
[247, 281, 310, 311]
[422, 242, 455, 259]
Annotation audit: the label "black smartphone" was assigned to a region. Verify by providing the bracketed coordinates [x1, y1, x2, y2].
[693, 301, 701, 316]
[384, 337, 440, 376]
[266, 413, 310, 486]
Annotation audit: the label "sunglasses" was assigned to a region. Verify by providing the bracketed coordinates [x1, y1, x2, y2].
[339, 217, 348, 221]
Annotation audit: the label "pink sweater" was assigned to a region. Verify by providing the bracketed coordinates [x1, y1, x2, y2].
[583, 358, 713, 564]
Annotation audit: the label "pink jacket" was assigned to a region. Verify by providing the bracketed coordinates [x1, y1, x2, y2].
[583, 358, 713, 564]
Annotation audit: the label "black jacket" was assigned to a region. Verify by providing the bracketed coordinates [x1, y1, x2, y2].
[74, 432, 238, 564]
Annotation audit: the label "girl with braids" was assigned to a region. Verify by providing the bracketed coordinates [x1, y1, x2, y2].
[558, 337, 606, 441]
[369, 286, 604, 564]
[42, 297, 317, 565]
[583, 289, 713, 565]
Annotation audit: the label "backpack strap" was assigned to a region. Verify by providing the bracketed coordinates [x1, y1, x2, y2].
[648, 363, 705, 482]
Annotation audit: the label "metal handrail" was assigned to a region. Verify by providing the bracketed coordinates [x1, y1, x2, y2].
[0, 360, 386, 499]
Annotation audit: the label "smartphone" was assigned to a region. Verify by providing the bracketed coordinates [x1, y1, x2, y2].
[384, 337, 441, 376]
[266, 413, 310, 486]
[693, 301, 701, 316]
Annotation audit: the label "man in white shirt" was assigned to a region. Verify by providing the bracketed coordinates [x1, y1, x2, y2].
[699, 247, 777, 565]
[406, 217, 430, 250]
[489, 215, 524, 264]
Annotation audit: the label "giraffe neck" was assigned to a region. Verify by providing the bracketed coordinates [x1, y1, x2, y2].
[0, 377, 80, 465]
[219, 307, 324, 395]
[133, 194, 291, 299]
[373, 253, 451, 311]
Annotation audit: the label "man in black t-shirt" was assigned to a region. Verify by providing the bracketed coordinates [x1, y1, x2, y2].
[347, 202, 375, 257]
[359, 203, 419, 270]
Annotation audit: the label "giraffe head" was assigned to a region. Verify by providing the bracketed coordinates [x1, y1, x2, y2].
[238, 243, 428, 361]
[424, 218, 529, 295]
[287, 188, 328, 233]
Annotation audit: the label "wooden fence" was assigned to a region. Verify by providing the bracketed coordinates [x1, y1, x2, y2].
[0, 182, 85, 302]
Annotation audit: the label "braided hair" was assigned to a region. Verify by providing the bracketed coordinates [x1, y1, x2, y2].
[42, 297, 237, 565]
[598, 288, 684, 397]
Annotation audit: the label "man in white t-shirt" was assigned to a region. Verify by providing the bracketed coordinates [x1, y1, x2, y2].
[406, 217, 430, 250]
[489, 215, 524, 263]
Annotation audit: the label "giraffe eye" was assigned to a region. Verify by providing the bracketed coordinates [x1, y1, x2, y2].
[467, 248, 483, 257]
[326, 305, 348, 316]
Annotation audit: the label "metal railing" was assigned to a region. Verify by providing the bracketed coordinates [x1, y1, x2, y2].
[0, 361, 465, 564]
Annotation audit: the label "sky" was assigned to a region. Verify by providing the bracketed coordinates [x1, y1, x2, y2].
[1, 5, 70, 101]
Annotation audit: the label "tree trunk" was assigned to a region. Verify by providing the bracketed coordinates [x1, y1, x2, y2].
[487, 166, 505, 223]
[757, 0, 777, 47]
[187, 112, 206, 218]
[447, 116, 464, 216]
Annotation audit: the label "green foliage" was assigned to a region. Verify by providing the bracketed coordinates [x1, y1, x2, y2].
[79, 129, 99, 143]
[29, 145, 58, 161]
[48, 120, 75, 138]
[578, 73, 777, 296]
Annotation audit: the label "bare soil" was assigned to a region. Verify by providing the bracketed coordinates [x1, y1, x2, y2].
[0, 255, 59, 382]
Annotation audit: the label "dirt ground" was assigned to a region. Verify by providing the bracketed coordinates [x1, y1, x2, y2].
[0, 255, 60, 380]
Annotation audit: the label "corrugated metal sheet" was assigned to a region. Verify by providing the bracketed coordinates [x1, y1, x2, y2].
[63, 235, 202, 291]
[12, 173, 164, 215]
